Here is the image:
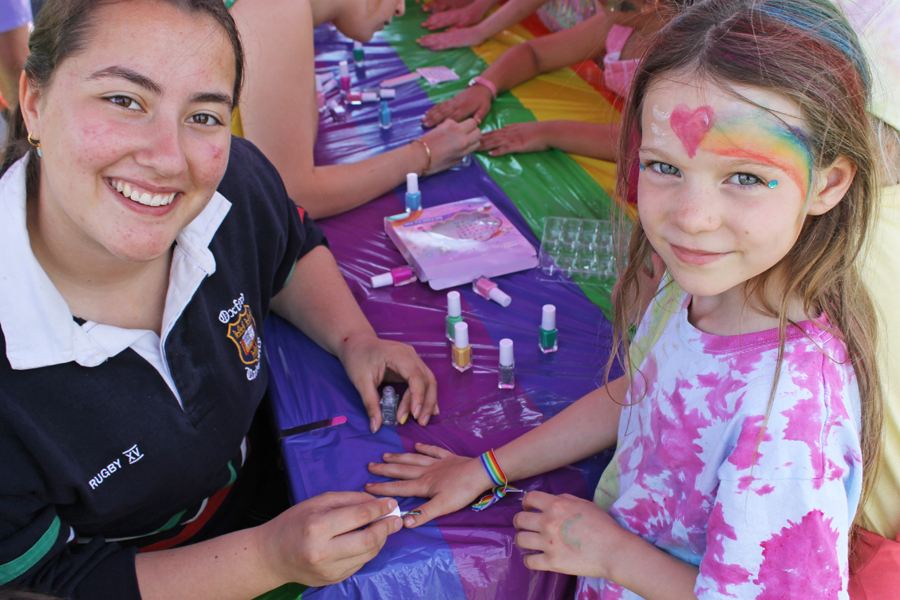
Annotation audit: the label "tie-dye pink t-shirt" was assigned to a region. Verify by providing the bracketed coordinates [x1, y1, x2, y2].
[578, 288, 862, 599]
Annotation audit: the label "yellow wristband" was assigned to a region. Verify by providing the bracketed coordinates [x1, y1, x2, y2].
[411, 138, 431, 177]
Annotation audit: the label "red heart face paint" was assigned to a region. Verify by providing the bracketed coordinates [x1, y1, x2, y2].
[670, 105, 715, 158]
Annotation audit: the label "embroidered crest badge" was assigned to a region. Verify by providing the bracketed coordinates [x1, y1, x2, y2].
[226, 305, 260, 366]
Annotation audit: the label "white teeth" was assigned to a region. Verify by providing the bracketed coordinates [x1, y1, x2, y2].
[110, 179, 176, 206]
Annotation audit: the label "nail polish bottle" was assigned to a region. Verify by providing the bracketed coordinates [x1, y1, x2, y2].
[498, 338, 515, 389]
[328, 98, 347, 122]
[379, 88, 396, 100]
[339, 60, 351, 93]
[370, 265, 417, 288]
[405, 173, 422, 212]
[321, 77, 338, 94]
[379, 101, 392, 130]
[315, 75, 325, 112]
[452, 322, 472, 372]
[446, 291, 463, 341]
[353, 41, 365, 66]
[380, 386, 399, 426]
[539, 304, 558, 353]
[472, 277, 512, 307]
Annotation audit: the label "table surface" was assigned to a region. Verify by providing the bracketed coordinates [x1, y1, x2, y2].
[265, 8, 624, 600]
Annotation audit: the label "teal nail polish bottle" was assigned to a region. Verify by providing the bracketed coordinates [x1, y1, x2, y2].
[539, 304, 558, 354]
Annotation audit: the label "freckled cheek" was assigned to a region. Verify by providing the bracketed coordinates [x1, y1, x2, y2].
[71, 121, 138, 167]
[188, 139, 231, 191]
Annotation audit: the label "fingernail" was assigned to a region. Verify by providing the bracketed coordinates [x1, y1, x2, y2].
[413, 405, 421, 419]
[404, 516, 416, 528]
[393, 518, 403, 531]
[388, 498, 398, 510]
[370, 418, 377, 433]
[383, 453, 393, 458]
[421, 416, 430, 427]
[399, 412, 409, 425]
[434, 405, 440, 415]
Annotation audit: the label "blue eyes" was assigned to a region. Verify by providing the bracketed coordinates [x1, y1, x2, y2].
[641, 161, 771, 187]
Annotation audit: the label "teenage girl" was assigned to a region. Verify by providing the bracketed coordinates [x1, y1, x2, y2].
[422, 0, 689, 161]
[368, 0, 882, 597]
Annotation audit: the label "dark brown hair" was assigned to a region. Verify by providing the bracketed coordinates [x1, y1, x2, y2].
[1, 0, 244, 176]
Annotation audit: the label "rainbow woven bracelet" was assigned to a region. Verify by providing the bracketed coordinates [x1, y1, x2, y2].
[471, 449, 523, 511]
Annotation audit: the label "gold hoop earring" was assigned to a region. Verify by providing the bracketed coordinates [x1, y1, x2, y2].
[27, 132, 42, 158]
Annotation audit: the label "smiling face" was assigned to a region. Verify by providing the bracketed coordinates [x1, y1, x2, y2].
[637, 75, 832, 311]
[22, 0, 235, 266]
[333, 0, 406, 42]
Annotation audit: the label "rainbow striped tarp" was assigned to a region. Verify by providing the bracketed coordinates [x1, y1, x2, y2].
[265, 8, 623, 599]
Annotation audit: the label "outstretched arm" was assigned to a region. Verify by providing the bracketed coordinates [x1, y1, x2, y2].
[232, 0, 480, 220]
[421, 0, 498, 30]
[479, 121, 621, 159]
[422, 12, 613, 127]
[366, 374, 628, 527]
[418, 0, 547, 50]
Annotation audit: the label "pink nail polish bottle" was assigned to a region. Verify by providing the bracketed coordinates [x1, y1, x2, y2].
[339, 60, 351, 93]
[473, 277, 511, 307]
[370, 266, 417, 288]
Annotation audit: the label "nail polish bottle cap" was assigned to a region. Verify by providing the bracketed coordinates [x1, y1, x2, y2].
[447, 290, 461, 317]
[371, 272, 394, 288]
[379, 88, 396, 99]
[406, 172, 419, 195]
[362, 92, 379, 102]
[499, 338, 514, 366]
[315, 74, 323, 92]
[489, 287, 512, 307]
[354, 41, 363, 50]
[542, 304, 556, 330]
[454, 321, 469, 349]
[339, 60, 349, 78]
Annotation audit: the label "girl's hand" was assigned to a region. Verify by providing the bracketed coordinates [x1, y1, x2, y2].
[366, 442, 493, 528]
[258, 492, 402, 587]
[420, 117, 482, 173]
[422, 3, 488, 30]
[422, 0, 476, 13]
[514, 491, 629, 579]
[422, 86, 493, 128]
[339, 334, 438, 432]
[418, 26, 488, 50]
[479, 122, 550, 156]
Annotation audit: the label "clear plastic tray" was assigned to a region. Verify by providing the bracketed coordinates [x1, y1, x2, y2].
[538, 217, 628, 285]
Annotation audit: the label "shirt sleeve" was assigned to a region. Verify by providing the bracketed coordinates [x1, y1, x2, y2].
[216, 136, 328, 300]
[0, 421, 141, 599]
[694, 350, 862, 599]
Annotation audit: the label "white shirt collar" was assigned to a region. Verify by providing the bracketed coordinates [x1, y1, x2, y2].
[0, 154, 232, 372]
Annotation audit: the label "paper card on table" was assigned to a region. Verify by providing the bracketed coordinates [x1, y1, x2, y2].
[384, 197, 538, 290]
[416, 66, 460, 85]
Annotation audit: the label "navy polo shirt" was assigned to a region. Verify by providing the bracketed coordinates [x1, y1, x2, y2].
[0, 137, 326, 598]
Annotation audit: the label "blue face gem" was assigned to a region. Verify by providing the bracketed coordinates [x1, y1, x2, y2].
[768, 180, 778, 188]
[639, 163, 646, 171]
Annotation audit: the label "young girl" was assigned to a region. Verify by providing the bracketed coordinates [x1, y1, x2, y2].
[368, 0, 882, 596]
[422, 0, 689, 160]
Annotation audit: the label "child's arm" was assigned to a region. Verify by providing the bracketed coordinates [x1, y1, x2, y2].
[422, 0, 478, 15]
[514, 492, 700, 599]
[421, 0, 499, 31]
[366, 373, 629, 527]
[479, 120, 620, 160]
[418, 0, 550, 50]
[422, 12, 613, 128]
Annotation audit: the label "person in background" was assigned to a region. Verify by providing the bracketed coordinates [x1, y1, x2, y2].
[227, 0, 481, 219]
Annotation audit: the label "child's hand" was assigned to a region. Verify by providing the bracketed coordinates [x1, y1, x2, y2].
[366, 442, 493, 528]
[422, 3, 487, 30]
[418, 26, 488, 50]
[422, 85, 493, 128]
[338, 334, 438, 432]
[421, 118, 482, 173]
[479, 122, 550, 156]
[514, 491, 629, 579]
[422, 0, 476, 14]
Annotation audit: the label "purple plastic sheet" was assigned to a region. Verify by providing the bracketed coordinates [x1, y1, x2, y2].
[264, 26, 618, 600]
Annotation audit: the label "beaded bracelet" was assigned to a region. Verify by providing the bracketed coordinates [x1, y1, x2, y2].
[410, 138, 431, 177]
[471, 449, 523, 511]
